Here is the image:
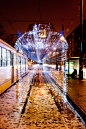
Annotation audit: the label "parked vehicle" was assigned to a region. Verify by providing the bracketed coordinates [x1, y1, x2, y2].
[0, 38, 28, 95]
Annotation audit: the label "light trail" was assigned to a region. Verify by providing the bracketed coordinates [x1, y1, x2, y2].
[15, 23, 68, 65]
[15, 23, 68, 99]
[38, 68, 42, 88]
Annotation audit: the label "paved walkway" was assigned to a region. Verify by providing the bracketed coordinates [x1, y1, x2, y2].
[67, 78, 86, 115]
[49, 69, 86, 118]
[0, 72, 86, 129]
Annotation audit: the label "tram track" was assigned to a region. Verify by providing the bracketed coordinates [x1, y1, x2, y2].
[21, 71, 70, 115]
[21, 82, 33, 114]
[20, 70, 86, 128]
[41, 72, 66, 113]
[1, 69, 85, 129]
[21, 72, 40, 115]
[43, 71, 86, 125]
[20, 71, 83, 129]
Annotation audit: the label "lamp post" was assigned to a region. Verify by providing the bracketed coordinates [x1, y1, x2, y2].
[79, 0, 83, 80]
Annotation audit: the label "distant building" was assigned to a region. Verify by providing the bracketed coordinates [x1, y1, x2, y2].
[66, 19, 86, 79]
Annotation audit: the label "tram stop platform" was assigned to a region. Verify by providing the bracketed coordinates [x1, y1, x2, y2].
[0, 72, 86, 129]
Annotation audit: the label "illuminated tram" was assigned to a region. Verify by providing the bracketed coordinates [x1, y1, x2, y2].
[0, 23, 68, 95]
[0, 38, 28, 95]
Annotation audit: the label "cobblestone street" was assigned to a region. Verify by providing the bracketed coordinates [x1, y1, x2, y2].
[0, 72, 86, 129]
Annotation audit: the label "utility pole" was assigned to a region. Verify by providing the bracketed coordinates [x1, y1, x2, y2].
[79, 0, 83, 80]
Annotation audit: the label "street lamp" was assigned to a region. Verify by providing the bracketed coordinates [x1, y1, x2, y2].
[60, 36, 64, 42]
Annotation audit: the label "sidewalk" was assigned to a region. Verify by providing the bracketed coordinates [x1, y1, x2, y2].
[66, 78, 86, 121]
[49, 70, 86, 122]
[56, 76, 86, 123]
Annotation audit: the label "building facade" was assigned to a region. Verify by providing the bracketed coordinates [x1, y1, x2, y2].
[66, 19, 86, 79]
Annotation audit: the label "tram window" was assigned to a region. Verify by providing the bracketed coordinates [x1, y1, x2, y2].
[11, 53, 14, 66]
[26, 59, 27, 65]
[2, 48, 6, 66]
[7, 50, 11, 66]
[6, 50, 7, 66]
[26, 59, 28, 70]
[26, 59, 28, 65]
[27, 59, 28, 65]
[18, 56, 20, 65]
[0, 47, 1, 66]
[22, 57, 23, 65]
[14, 54, 16, 65]
[20, 57, 21, 65]
[18, 56, 21, 65]
[24, 58, 25, 65]
[20, 56, 21, 65]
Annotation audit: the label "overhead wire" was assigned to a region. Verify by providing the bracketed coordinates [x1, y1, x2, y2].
[0, 12, 17, 33]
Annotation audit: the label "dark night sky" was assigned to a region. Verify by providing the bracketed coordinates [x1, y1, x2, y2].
[0, 0, 86, 37]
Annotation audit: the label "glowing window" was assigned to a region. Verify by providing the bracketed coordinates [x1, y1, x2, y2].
[18, 56, 21, 65]
[7, 50, 11, 66]
[2, 48, 6, 66]
[0, 47, 1, 66]
[22, 57, 23, 65]
[14, 54, 16, 65]
[24, 58, 25, 65]
[38, 29, 46, 38]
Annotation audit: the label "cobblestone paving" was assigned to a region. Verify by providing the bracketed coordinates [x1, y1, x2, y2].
[67, 79, 86, 113]
[49, 70, 86, 114]
[0, 73, 86, 129]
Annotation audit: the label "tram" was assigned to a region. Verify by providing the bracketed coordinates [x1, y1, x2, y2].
[0, 38, 28, 95]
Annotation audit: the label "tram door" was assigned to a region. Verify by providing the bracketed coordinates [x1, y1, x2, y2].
[11, 53, 14, 84]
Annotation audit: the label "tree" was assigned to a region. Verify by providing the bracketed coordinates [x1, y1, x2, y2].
[0, 23, 8, 41]
[0, 23, 17, 47]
